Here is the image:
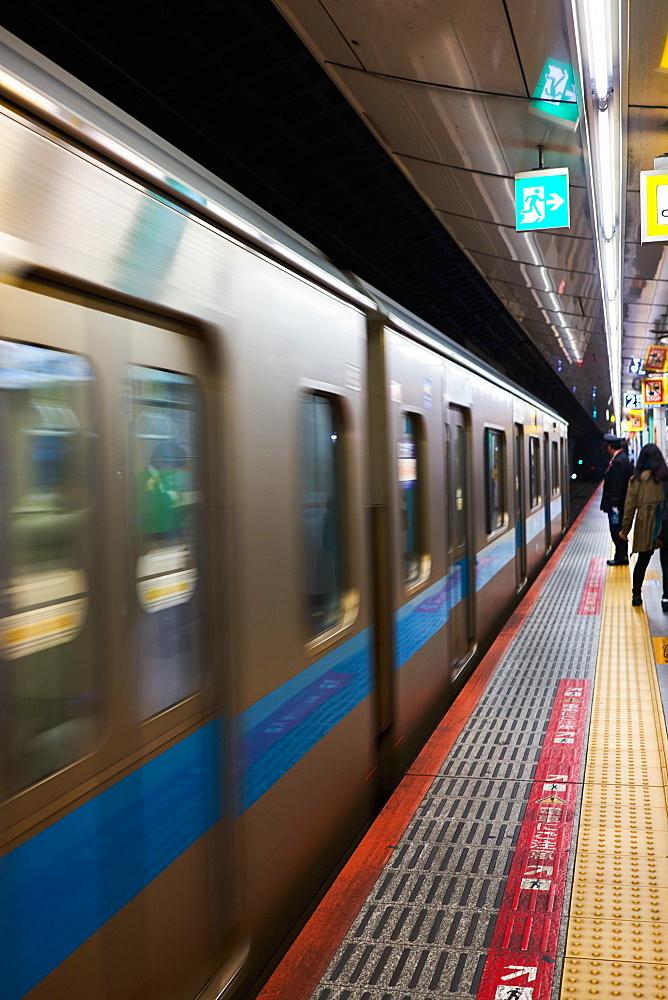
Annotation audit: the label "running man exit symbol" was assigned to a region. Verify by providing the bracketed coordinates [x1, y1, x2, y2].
[515, 168, 570, 231]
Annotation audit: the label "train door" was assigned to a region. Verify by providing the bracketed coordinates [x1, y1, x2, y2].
[120, 317, 236, 997]
[447, 406, 473, 674]
[543, 431, 552, 552]
[515, 423, 527, 591]
[0, 284, 236, 1000]
[560, 437, 569, 530]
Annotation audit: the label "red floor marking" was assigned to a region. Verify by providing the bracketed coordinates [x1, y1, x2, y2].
[256, 491, 600, 1000]
[476, 679, 591, 1000]
[577, 556, 606, 615]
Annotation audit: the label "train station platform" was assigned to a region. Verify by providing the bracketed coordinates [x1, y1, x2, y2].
[256, 490, 668, 1000]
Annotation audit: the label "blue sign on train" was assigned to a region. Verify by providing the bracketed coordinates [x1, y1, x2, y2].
[515, 168, 570, 232]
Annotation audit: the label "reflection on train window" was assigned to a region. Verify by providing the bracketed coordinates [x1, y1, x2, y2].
[454, 422, 466, 549]
[399, 413, 423, 585]
[552, 441, 560, 495]
[485, 429, 505, 533]
[529, 436, 540, 508]
[0, 340, 97, 794]
[130, 366, 202, 718]
[301, 393, 345, 639]
[444, 423, 452, 554]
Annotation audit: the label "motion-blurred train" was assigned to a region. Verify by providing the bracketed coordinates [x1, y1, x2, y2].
[0, 31, 568, 1000]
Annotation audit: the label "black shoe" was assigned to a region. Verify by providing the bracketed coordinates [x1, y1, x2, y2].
[607, 558, 629, 566]
[632, 595, 642, 606]
[662, 598, 668, 613]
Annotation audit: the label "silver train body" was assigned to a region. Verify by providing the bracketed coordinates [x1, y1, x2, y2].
[0, 33, 568, 1000]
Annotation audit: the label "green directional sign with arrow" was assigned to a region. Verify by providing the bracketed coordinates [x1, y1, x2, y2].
[514, 167, 570, 231]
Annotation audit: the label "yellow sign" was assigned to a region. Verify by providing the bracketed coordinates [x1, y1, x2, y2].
[642, 377, 666, 405]
[641, 170, 668, 243]
[653, 636, 668, 664]
[630, 410, 646, 429]
[645, 345, 668, 372]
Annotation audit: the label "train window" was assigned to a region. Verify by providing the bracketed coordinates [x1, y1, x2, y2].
[485, 429, 505, 533]
[552, 441, 560, 495]
[301, 392, 345, 639]
[444, 422, 452, 554]
[0, 341, 97, 794]
[400, 412, 424, 585]
[454, 421, 467, 550]
[529, 436, 540, 508]
[129, 366, 202, 719]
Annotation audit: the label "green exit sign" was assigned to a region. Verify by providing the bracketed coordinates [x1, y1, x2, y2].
[515, 168, 570, 231]
[531, 59, 579, 127]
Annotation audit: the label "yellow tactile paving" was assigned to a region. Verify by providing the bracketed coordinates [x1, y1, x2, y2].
[582, 783, 666, 826]
[571, 883, 668, 921]
[573, 851, 668, 882]
[568, 917, 668, 963]
[575, 832, 666, 862]
[561, 958, 668, 998]
[560, 564, 668, 1000]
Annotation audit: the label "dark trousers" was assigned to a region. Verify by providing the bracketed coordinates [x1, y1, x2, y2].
[608, 511, 628, 562]
[633, 546, 668, 598]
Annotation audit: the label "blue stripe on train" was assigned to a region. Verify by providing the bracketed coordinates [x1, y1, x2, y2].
[394, 559, 468, 668]
[0, 720, 222, 1000]
[238, 558, 478, 812]
[1, 534, 521, 996]
[237, 629, 373, 813]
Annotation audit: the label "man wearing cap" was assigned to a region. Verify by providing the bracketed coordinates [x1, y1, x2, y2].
[601, 434, 633, 565]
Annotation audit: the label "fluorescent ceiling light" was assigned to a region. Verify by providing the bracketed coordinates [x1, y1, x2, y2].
[596, 107, 616, 238]
[584, 0, 611, 100]
[603, 239, 617, 300]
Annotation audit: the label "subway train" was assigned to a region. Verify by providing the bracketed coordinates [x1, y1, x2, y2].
[0, 31, 569, 1000]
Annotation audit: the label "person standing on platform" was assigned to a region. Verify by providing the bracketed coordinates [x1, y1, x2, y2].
[619, 442, 668, 609]
[600, 433, 633, 566]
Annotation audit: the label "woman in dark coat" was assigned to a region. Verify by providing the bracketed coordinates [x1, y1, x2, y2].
[620, 443, 668, 608]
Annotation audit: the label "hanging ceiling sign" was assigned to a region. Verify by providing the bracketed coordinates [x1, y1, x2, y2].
[530, 59, 579, 128]
[515, 168, 570, 231]
[624, 392, 642, 410]
[640, 170, 668, 243]
[644, 344, 668, 372]
[642, 377, 666, 406]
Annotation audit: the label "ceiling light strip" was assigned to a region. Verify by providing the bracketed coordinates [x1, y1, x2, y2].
[568, 0, 625, 427]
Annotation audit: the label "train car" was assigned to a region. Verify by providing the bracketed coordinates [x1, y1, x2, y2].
[0, 31, 568, 1000]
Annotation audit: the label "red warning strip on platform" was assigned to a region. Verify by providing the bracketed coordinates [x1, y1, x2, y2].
[577, 556, 605, 615]
[476, 678, 591, 1000]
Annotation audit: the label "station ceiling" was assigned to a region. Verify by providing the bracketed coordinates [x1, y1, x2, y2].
[3, 1, 659, 443]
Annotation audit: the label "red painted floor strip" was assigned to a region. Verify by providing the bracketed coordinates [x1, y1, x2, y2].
[475, 679, 591, 1000]
[256, 490, 600, 1000]
[577, 556, 605, 615]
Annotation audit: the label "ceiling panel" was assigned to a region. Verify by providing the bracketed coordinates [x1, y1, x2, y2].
[400, 157, 591, 234]
[269, 0, 362, 66]
[445, 215, 596, 274]
[499, 298, 601, 332]
[329, 67, 587, 178]
[318, 0, 526, 94]
[624, 241, 668, 290]
[625, 302, 668, 327]
[627, 0, 668, 107]
[505, 0, 575, 105]
[488, 279, 601, 318]
[468, 252, 602, 299]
